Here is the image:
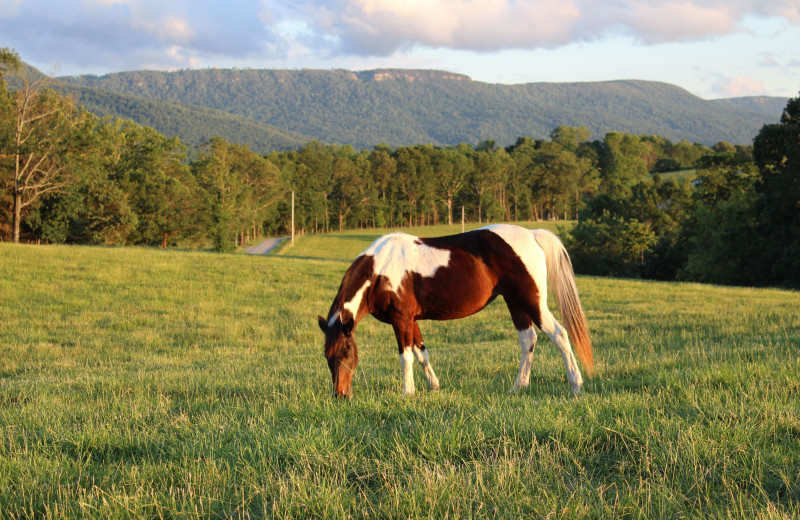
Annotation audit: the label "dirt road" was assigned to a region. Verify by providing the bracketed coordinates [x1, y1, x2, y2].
[244, 237, 286, 255]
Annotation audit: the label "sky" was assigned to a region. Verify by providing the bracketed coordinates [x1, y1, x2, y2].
[1, 0, 799, 100]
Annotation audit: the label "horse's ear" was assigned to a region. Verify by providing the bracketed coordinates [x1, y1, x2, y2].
[317, 315, 328, 333]
[342, 315, 355, 337]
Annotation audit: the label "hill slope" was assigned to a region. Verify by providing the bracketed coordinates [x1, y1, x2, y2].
[710, 95, 790, 118]
[60, 68, 788, 148]
[6, 64, 311, 155]
[58, 84, 311, 156]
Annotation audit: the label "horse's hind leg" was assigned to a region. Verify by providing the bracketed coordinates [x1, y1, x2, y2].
[393, 321, 439, 394]
[538, 308, 583, 394]
[412, 322, 439, 391]
[506, 300, 538, 393]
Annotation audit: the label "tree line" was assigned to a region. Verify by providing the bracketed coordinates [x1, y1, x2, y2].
[565, 96, 800, 288]
[2, 48, 798, 288]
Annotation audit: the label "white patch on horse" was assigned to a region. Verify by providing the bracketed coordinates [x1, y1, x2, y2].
[361, 232, 450, 293]
[483, 224, 548, 289]
[413, 345, 439, 391]
[400, 347, 416, 394]
[343, 280, 370, 318]
[329, 279, 371, 327]
[510, 327, 537, 393]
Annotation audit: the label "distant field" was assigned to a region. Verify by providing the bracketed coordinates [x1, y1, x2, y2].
[656, 169, 697, 183]
[0, 232, 798, 518]
[275, 220, 571, 261]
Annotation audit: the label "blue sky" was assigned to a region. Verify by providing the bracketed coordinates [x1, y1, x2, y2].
[1, 0, 798, 99]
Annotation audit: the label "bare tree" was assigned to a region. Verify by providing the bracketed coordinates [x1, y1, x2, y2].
[2, 73, 84, 242]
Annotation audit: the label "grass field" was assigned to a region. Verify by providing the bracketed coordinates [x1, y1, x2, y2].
[655, 169, 697, 183]
[1, 224, 798, 518]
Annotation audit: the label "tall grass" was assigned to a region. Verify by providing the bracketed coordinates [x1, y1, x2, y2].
[0, 235, 797, 518]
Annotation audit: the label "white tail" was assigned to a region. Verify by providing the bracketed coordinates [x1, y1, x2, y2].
[533, 229, 595, 377]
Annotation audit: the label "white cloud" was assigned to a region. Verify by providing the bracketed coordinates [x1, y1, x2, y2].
[131, 15, 195, 45]
[0, 0, 282, 72]
[2, 0, 799, 83]
[714, 75, 765, 97]
[303, 0, 800, 56]
[624, 1, 737, 42]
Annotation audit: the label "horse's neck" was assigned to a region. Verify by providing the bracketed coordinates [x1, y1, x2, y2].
[338, 277, 372, 322]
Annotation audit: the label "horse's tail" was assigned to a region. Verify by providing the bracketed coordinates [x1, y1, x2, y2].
[532, 229, 595, 378]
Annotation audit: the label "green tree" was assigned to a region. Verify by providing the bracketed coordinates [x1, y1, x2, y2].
[529, 141, 582, 220]
[677, 192, 760, 285]
[0, 48, 21, 76]
[673, 139, 708, 169]
[508, 137, 540, 220]
[567, 210, 657, 277]
[193, 137, 256, 252]
[752, 93, 800, 287]
[394, 145, 434, 226]
[433, 147, 471, 225]
[331, 146, 371, 231]
[674, 147, 760, 285]
[297, 141, 334, 232]
[469, 147, 509, 223]
[368, 145, 396, 227]
[599, 132, 650, 198]
[551, 125, 591, 152]
[108, 121, 198, 246]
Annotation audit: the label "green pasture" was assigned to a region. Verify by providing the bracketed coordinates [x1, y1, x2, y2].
[655, 169, 697, 183]
[275, 221, 570, 261]
[0, 227, 798, 518]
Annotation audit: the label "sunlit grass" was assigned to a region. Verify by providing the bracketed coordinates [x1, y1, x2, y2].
[275, 220, 570, 261]
[656, 168, 697, 183]
[0, 236, 797, 518]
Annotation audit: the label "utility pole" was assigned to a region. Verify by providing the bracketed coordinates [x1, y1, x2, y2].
[291, 191, 295, 247]
[461, 205, 465, 233]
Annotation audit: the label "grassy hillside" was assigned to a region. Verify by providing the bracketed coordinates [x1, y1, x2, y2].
[1, 236, 798, 518]
[60, 68, 788, 148]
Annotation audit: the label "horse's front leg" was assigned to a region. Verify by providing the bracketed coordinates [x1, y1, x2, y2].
[392, 321, 417, 395]
[412, 322, 439, 391]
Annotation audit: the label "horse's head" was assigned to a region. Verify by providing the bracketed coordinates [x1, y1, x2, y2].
[318, 314, 358, 398]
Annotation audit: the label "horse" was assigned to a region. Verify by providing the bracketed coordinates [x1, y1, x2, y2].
[317, 224, 594, 398]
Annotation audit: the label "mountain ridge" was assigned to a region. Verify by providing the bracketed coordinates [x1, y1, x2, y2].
[46, 67, 794, 150]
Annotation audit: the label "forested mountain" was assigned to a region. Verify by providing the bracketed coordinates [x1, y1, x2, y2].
[59, 68, 788, 150]
[58, 84, 311, 157]
[6, 63, 309, 155]
[710, 96, 789, 116]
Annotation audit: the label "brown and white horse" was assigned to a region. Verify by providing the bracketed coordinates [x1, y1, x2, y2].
[317, 224, 594, 398]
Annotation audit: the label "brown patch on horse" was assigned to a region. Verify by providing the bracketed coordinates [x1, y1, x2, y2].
[416, 231, 541, 325]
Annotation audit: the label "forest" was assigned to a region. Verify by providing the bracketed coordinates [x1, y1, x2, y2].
[2, 48, 799, 288]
